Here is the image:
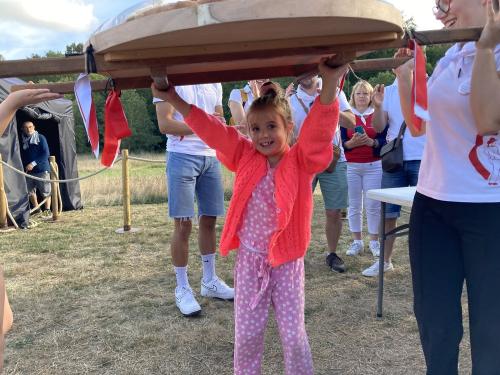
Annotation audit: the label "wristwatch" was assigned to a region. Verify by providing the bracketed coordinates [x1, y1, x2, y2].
[372, 139, 379, 148]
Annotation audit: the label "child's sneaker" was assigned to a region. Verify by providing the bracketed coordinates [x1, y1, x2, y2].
[362, 259, 394, 277]
[346, 241, 363, 256]
[369, 240, 381, 257]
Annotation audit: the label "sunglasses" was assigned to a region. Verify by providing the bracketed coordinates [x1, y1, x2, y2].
[432, 0, 451, 16]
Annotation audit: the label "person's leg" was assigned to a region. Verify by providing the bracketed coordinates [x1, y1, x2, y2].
[319, 163, 348, 272]
[456, 201, 500, 374]
[272, 258, 313, 375]
[196, 157, 233, 299]
[0, 268, 13, 372]
[410, 193, 464, 375]
[363, 161, 382, 241]
[346, 163, 364, 255]
[37, 172, 52, 211]
[166, 153, 200, 315]
[233, 251, 272, 375]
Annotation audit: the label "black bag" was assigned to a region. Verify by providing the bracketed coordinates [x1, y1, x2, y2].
[380, 122, 406, 173]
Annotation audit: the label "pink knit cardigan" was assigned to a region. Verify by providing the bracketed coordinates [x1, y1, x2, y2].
[184, 97, 340, 267]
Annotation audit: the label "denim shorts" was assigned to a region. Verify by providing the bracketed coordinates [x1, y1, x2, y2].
[381, 159, 421, 218]
[166, 152, 225, 219]
[312, 161, 348, 210]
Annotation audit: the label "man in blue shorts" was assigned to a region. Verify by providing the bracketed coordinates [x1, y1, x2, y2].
[155, 84, 234, 316]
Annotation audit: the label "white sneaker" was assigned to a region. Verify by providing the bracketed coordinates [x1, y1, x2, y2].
[369, 241, 381, 257]
[201, 277, 234, 300]
[362, 259, 394, 277]
[346, 241, 364, 256]
[175, 286, 201, 317]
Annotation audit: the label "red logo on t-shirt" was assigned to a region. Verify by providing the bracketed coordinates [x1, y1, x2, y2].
[469, 135, 500, 186]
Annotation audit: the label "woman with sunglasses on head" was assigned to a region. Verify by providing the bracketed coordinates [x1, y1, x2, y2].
[396, 1, 500, 373]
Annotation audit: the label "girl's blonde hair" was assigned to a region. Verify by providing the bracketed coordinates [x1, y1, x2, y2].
[349, 80, 374, 109]
[247, 82, 293, 124]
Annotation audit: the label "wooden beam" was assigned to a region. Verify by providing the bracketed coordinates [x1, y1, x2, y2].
[10, 57, 413, 94]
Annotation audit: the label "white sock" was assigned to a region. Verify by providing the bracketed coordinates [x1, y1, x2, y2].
[369, 240, 379, 247]
[174, 266, 189, 289]
[201, 253, 216, 283]
[354, 240, 363, 245]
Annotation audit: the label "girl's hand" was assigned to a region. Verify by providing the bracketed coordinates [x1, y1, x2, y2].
[151, 82, 179, 103]
[346, 132, 366, 148]
[249, 80, 261, 98]
[212, 112, 227, 124]
[477, 0, 500, 50]
[318, 58, 349, 105]
[372, 84, 385, 108]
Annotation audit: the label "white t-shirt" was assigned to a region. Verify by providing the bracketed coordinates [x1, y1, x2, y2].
[228, 84, 255, 112]
[382, 79, 426, 161]
[417, 42, 500, 202]
[291, 86, 351, 162]
[153, 84, 222, 157]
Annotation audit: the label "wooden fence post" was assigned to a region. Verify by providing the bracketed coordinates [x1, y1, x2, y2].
[122, 149, 131, 232]
[49, 156, 59, 221]
[0, 154, 8, 228]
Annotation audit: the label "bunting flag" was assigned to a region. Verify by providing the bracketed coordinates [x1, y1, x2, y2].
[408, 39, 429, 131]
[74, 73, 99, 157]
[101, 88, 132, 167]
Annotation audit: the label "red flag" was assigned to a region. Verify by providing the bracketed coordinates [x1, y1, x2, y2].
[408, 40, 429, 131]
[102, 89, 132, 167]
[74, 73, 99, 157]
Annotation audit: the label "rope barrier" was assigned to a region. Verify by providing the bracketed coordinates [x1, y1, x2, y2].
[0, 158, 121, 184]
[127, 156, 166, 164]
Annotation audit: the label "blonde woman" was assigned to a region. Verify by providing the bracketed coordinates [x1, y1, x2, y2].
[341, 80, 387, 258]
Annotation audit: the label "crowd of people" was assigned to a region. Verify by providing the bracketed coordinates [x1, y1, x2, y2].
[1, 0, 499, 373]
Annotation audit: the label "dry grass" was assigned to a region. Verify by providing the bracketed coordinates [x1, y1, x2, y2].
[1, 198, 473, 374]
[77, 153, 235, 207]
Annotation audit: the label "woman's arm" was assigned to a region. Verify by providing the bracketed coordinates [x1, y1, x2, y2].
[371, 84, 389, 132]
[0, 89, 61, 136]
[1, 267, 13, 372]
[471, 2, 500, 134]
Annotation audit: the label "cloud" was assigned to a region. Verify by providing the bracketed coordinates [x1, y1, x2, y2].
[0, 0, 98, 32]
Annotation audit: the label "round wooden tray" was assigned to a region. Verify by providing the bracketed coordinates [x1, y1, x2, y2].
[86, 0, 404, 86]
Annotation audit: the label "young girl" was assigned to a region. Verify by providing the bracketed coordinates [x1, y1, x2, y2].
[152, 59, 347, 375]
[341, 80, 387, 258]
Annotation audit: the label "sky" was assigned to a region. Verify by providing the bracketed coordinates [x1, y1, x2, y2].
[0, 0, 443, 60]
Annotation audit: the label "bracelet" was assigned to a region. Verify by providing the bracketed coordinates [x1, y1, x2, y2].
[372, 139, 379, 148]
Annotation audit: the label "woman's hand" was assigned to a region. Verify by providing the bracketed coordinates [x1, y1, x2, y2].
[371, 84, 385, 109]
[477, 0, 500, 50]
[6, 89, 62, 108]
[346, 132, 367, 148]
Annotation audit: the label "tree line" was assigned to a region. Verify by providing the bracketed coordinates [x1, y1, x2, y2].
[15, 40, 450, 155]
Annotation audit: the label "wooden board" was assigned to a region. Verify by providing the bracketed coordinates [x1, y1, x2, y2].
[82, 0, 404, 87]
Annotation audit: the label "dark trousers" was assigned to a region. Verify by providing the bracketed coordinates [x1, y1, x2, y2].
[409, 192, 500, 375]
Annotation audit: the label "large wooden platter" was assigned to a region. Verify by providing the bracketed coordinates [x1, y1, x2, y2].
[84, 0, 404, 86]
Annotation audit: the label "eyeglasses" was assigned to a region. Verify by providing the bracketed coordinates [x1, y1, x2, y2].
[432, 0, 451, 17]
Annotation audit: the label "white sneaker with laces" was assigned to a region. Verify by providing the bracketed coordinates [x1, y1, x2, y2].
[201, 277, 234, 300]
[369, 241, 381, 257]
[346, 241, 364, 256]
[175, 286, 201, 317]
[362, 259, 394, 277]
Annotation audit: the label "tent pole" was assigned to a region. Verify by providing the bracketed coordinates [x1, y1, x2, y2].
[0, 155, 8, 228]
[122, 149, 132, 232]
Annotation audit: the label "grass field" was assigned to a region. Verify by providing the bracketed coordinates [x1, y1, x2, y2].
[0, 154, 473, 374]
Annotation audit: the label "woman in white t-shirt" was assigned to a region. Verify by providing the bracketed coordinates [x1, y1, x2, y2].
[397, 1, 500, 373]
[228, 79, 268, 132]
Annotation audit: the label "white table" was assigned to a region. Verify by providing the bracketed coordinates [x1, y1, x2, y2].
[366, 187, 416, 317]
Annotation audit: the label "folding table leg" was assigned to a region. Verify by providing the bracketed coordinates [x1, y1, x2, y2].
[377, 202, 386, 318]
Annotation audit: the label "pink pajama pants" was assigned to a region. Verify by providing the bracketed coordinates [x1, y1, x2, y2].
[233, 248, 313, 375]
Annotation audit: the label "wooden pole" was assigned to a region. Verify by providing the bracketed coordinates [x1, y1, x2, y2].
[49, 156, 59, 221]
[0, 155, 8, 229]
[122, 149, 132, 232]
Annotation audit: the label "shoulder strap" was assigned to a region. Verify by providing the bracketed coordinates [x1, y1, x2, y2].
[240, 89, 248, 107]
[395, 121, 407, 146]
[295, 94, 309, 114]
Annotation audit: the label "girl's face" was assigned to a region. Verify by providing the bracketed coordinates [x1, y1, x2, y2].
[353, 86, 371, 109]
[434, 0, 487, 28]
[247, 108, 292, 167]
